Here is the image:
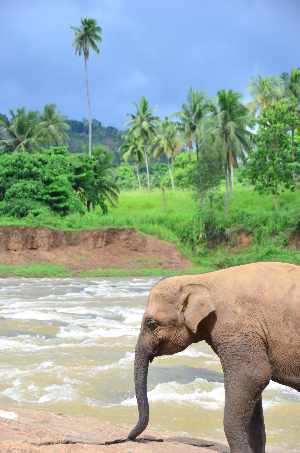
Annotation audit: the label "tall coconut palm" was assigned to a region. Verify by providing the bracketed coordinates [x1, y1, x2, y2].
[37, 103, 70, 148]
[203, 89, 253, 214]
[172, 87, 215, 207]
[125, 96, 160, 192]
[119, 135, 144, 192]
[71, 18, 102, 157]
[280, 68, 300, 183]
[0, 107, 41, 153]
[153, 117, 182, 191]
[246, 73, 282, 117]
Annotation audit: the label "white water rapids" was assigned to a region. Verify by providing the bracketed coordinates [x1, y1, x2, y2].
[0, 277, 299, 450]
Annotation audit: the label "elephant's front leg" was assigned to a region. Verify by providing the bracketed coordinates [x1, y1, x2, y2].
[223, 372, 269, 453]
[219, 339, 271, 453]
[248, 396, 266, 452]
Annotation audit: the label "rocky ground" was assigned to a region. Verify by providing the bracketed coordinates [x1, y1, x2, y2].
[0, 406, 297, 453]
[0, 227, 193, 272]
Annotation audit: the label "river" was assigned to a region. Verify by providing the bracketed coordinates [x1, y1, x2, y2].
[0, 277, 299, 450]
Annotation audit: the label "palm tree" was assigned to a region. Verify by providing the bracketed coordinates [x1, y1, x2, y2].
[280, 67, 300, 102]
[0, 107, 41, 153]
[125, 96, 160, 192]
[280, 68, 300, 184]
[37, 103, 70, 148]
[83, 143, 119, 210]
[203, 89, 253, 214]
[172, 87, 215, 207]
[71, 18, 102, 157]
[246, 73, 282, 117]
[93, 145, 119, 208]
[153, 117, 182, 191]
[119, 134, 144, 192]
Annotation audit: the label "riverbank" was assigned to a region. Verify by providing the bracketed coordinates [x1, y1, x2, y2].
[0, 226, 205, 278]
[2, 186, 300, 277]
[0, 405, 297, 453]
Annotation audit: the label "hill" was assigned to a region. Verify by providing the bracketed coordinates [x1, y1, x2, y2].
[66, 118, 124, 162]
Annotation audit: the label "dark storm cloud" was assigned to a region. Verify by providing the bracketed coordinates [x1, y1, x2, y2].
[1, 0, 299, 129]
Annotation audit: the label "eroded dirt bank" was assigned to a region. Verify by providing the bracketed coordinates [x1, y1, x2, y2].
[0, 227, 193, 272]
[0, 406, 295, 453]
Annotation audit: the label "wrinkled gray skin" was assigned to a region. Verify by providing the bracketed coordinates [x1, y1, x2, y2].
[127, 262, 300, 453]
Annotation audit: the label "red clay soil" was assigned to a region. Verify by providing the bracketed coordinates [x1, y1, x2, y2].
[0, 227, 194, 272]
[0, 405, 295, 453]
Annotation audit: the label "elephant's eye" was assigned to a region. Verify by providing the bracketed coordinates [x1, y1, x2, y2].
[147, 319, 158, 331]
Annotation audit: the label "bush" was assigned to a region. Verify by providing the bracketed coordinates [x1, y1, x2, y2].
[0, 148, 118, 218]
[116, 162, 169, 190]
[116, 166, 139, 190]
[0, 198, 49, 218]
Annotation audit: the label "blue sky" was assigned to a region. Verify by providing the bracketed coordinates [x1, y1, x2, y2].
[1, 0, 299, 129]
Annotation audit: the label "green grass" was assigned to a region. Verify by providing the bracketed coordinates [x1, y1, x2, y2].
[107, 188, 197, 217]
[1, 185, 300, 277]
[0, 263, 73, 278]
[0, 263, 212, 278]
[217, 185, 300, 212]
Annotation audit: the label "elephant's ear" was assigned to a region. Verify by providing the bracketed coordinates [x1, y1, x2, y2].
[182, 285, 216, 333]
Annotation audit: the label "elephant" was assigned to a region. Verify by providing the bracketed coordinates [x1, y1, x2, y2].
[127, 262, 300, 453]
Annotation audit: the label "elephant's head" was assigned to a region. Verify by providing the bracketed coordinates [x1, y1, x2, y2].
[127, 278, 216, 440]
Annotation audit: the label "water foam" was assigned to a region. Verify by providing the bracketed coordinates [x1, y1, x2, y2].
[37, 384, 77, 404]
[121, 378, 225, 410]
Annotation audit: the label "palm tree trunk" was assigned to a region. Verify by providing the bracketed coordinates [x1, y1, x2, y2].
[292, 128, 296, 187]
[162, 186, 167, 211]
[274, 184, 278, 210]
[85, 58, 92, 157]
[196, 146, 204, 210]
[231, 165, 234, 190]
[144, 144, 150, 192]
[229, 165, 232, 198]
[168, 158, 174, 191]
[188, 141, 192, 163]
[136, 162, 142, 192]
[225, 164, 229, 215]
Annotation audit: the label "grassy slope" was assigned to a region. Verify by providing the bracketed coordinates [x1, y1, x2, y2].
[0, 185, 300, 277]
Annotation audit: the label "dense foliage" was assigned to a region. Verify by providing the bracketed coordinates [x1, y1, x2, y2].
[116, 162, 169, 190]
[0, 147, 118, 217]
[246, 97, 300, 209]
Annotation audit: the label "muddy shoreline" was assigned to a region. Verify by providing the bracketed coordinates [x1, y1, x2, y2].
[0, 227, 194, 273]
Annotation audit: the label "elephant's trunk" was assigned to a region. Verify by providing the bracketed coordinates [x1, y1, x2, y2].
[127, 341, 150, 441]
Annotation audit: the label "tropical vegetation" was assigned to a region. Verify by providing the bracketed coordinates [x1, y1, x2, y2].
[125, 96, 161, 192]
[0, 146, 117, 217]
[1, 65, 300, 276]
[71, 17, 102, 157]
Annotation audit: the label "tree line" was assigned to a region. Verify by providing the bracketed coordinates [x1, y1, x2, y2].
[121, 68, 300, 213]
[0, 107, 123, 157]
[1, 67, 300, 218]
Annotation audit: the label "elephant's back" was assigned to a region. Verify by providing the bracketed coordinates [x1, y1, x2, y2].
[208, 262, 300, 321]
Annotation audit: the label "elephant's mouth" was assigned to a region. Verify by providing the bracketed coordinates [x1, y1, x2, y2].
[149, 354, 155, 363]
